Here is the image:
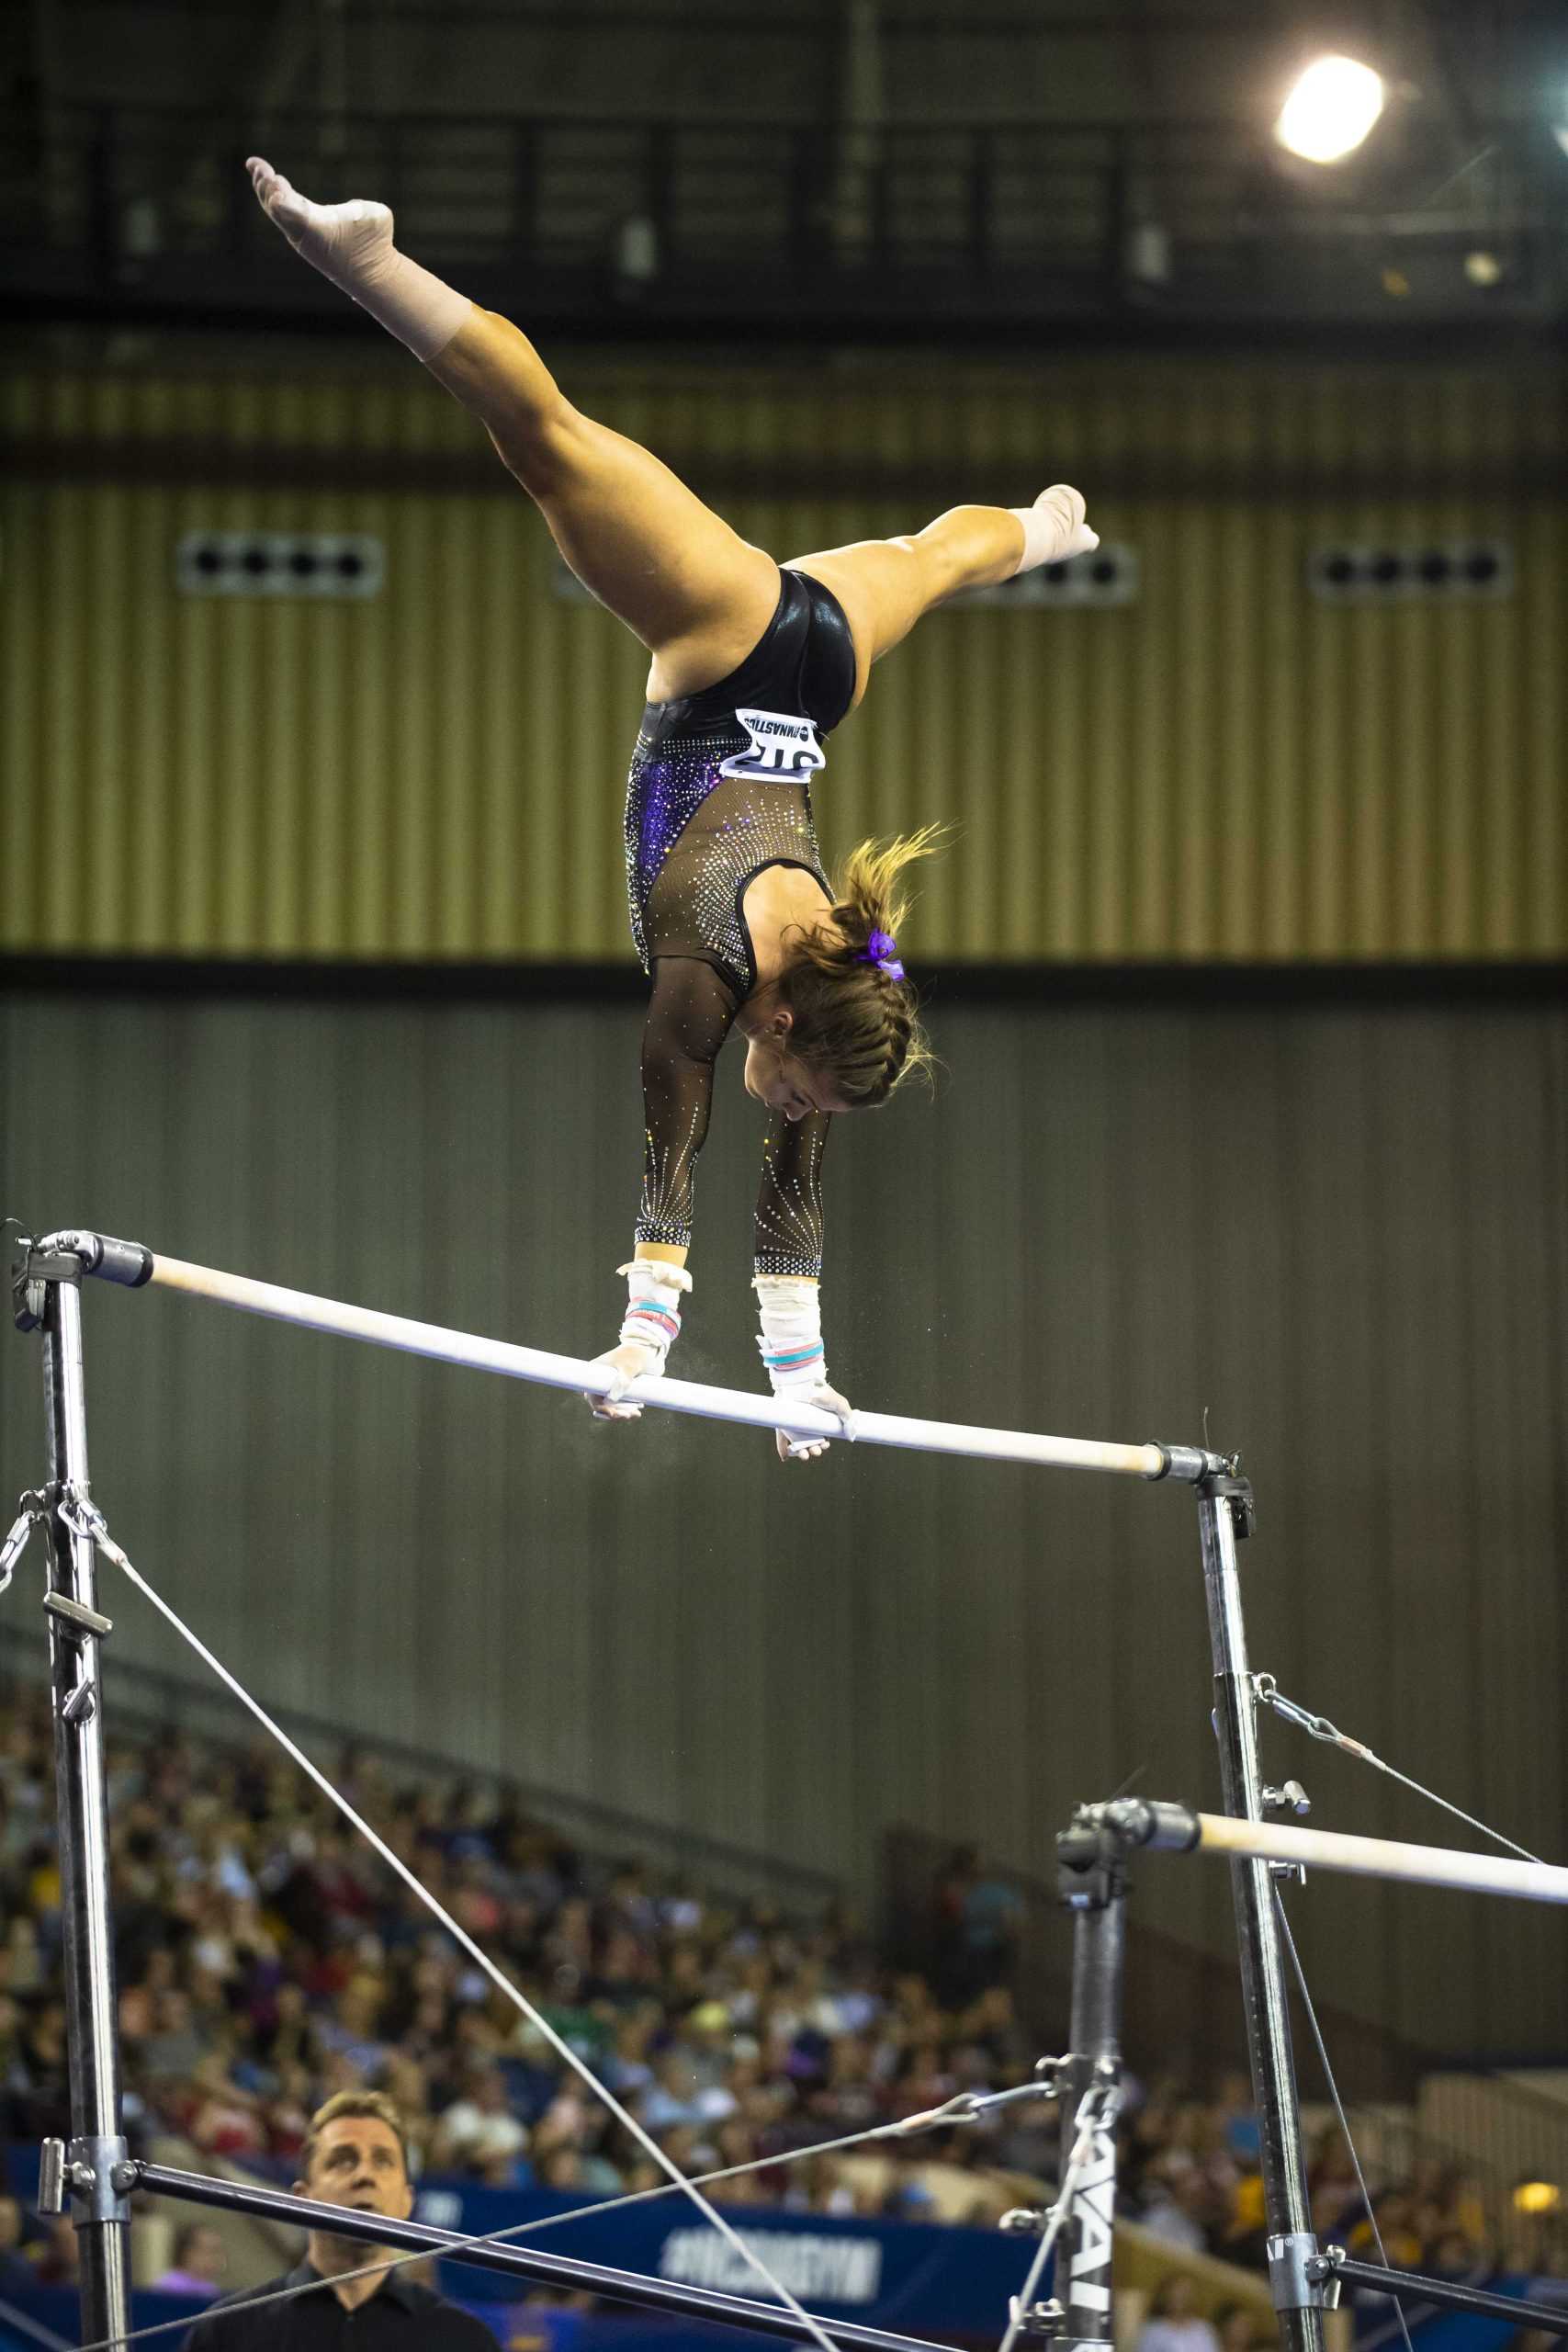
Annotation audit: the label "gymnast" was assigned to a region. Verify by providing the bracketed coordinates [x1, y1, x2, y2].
[247, 159, 1097, 1461]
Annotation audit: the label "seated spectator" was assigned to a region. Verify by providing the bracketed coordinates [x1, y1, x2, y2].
[141, 1989, 207, 2085]
[0, 2193, 43, 2296]
[1136, 2275, 1224, 2352]
[1213, 2301, 1274, 2352]
[432, 2063, 531, 2183]
[1307, 2128, 1363, 2238]
[1138, 2157, 1213, 2255]
[152, 2222, 229, 2298]
[1218, 2168, 1268, 2269]
[28, 2213, 80, 2289]
[638, 2048, 713, 2133]
[316, 1972, 391, 2078]
[1348, 2189, 1424, 2269]
[1210, 2075, 1261, 2165]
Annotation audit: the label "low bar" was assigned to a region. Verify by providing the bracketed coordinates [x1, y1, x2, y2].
[1089, 1800, 1568, 1906]
[131, 2162, 950, 2352]
[1194, 1814, 1568, 1903]
[41, 1233, 1186, 1479]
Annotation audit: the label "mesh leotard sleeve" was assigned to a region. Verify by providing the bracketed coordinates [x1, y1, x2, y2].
[626, 570, 853, 1274]
[635, 957, 739, 1250]
[754, 1108, 830, 1279]
[635, 959, 832, 1278]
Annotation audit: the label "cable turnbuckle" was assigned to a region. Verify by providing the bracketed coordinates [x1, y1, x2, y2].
[0, 1491, 50, 1596]
[1255, 1672, 1373, 1758]
[57, 1484, 111, 1552]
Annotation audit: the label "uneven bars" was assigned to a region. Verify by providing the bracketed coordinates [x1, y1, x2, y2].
[1082, 1800, 1568, 1905]
[34, 1231, 1194, 1479]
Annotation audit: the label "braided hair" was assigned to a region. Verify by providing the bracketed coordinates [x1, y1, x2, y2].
[776, 827, 944, 1107]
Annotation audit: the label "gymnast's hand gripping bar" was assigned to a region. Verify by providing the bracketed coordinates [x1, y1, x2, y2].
[1066, 1799, 1568, 1906]
[20, 1230, 1222, 1482]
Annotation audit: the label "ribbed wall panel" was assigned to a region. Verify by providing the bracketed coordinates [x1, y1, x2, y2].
[3, 983, 1564, 2060]
[4, 355, 1566, 960]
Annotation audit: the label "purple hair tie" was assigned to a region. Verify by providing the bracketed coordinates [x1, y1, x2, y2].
[859, 929, 906, 980]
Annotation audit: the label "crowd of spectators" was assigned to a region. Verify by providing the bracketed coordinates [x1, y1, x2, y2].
[0, 1687, 1515, 2312]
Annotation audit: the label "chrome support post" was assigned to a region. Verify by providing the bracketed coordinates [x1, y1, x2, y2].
[1196, 1473, 1324, 2352]
[39, 1271, 132, 2347]
[1054, 1834, 1124, 2352]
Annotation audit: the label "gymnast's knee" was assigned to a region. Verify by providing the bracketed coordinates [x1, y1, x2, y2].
[487, 394, 584, 499]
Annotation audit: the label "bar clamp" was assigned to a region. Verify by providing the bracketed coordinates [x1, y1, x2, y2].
[1055, 1811, 1131, 1910]
[11, 1239, 84, 1332]
[38, 2135, 136, 2225]
[1267, 2231, 1340, 2312]
[1199, 1470, 1257, 1542]
[12, 1230, 154, 1331]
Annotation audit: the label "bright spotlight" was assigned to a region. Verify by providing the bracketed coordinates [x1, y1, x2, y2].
[1275, 55, 1386, 164]
[1554, 125, 1568, 163]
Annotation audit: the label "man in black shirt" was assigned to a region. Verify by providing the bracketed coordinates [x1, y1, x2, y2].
[183, 2091, 498, 2347]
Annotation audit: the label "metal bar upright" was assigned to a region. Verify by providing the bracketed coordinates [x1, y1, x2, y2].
[1055, 1849, 1124, 2350]
[1196, 1474, 1323, 2352]
[39, 1272, 132, 2347]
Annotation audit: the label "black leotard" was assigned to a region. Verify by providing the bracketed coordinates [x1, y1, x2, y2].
[624, 567, 858, 1277]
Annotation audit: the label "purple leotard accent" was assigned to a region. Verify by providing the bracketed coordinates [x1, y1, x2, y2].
[624, 567, 857, 1277]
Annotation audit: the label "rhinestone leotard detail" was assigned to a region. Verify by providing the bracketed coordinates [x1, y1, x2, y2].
[624, 567, 857, 1277]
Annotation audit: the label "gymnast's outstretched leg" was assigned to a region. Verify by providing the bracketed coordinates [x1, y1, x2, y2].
[246, 160, 1096, 704]
[789, 488, 1097, 706]
[246, 159, 780, 696]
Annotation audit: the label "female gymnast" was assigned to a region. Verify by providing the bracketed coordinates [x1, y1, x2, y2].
[247, 159, 1097, 1461]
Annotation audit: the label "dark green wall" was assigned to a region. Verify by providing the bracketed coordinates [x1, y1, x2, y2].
[3, 976, 1565, 2062]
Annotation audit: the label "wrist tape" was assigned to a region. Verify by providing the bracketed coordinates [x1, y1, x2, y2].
[617, 1259, 693, 1369]
[753, 1274, 829, 1395]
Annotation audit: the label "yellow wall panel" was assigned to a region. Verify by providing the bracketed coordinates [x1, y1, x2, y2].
[3, 349, 1565, 961]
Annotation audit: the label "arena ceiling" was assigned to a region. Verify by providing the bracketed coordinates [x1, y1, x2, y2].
[4, 0, 1567, 343]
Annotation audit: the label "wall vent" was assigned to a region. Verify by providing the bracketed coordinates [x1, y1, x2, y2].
[176, 532, 385, 599]
[1308, 541, 1513, 604]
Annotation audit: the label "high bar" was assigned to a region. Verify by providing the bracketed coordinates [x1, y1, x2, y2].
[30, 1229, 1201, 1481]
[1075, 1799, 1568, 1906]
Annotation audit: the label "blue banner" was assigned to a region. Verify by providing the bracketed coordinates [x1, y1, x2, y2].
[408, 2179, 1040, 2333]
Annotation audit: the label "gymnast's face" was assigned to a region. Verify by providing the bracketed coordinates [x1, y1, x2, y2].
[742, 1029, 843, 1121]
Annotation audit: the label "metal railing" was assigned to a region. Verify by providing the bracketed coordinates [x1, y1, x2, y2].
[3, 101, 1563, 330]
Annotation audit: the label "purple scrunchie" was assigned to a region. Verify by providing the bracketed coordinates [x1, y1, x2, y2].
[858, 928, 906, 981]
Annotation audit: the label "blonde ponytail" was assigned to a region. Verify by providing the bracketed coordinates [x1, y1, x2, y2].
[777, 825, 947, 1106]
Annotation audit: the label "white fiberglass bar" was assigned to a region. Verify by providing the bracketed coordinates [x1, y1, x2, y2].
[1193, 1813, 1568, 1906]
[147, 1251, 1166, 1478]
